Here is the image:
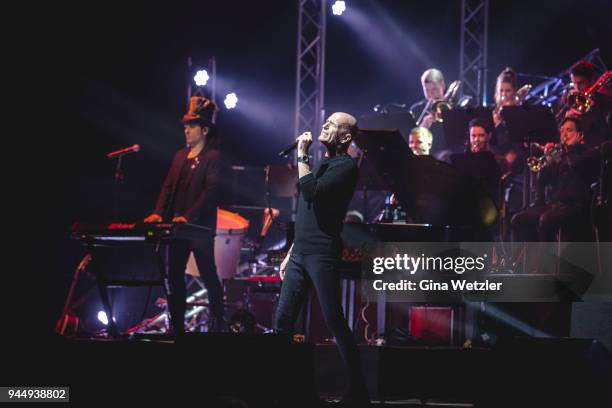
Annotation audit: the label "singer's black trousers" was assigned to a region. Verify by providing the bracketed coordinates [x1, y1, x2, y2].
[275, 251, 368, 398]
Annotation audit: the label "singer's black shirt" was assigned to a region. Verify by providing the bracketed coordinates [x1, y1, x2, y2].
[293, 155, 358, 255]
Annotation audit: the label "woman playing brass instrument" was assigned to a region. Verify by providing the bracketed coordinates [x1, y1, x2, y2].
[492, 67, 532, 128]
[490, 67, 534, 226]
[493, 67, 518, 128]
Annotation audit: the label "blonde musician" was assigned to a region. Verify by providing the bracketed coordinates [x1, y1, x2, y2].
[409, 126, 433, 156]
[493, 67, 518, 128]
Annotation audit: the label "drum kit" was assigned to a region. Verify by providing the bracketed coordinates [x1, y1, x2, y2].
[186, 208, 250, 280]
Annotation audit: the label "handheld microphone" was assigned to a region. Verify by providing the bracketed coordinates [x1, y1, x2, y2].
[107, 144, 140, 159]
[278, 141, 298, 157]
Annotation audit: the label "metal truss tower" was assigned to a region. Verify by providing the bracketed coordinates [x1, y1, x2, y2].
[294, 0, 327, 152]
[459, 0, 489, 106]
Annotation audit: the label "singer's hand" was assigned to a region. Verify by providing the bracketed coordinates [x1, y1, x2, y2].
[296, 132, 313, 154]
[172, 216, 188, 223]
[144, 214, 162, 223]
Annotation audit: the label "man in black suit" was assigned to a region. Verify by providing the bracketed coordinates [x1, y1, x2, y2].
[144, 96, 224, 334]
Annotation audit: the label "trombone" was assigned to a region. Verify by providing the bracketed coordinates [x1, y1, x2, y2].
[556, 70, 611, 121]
[567, 70, 611, 114]
[416, 80, 461, 126]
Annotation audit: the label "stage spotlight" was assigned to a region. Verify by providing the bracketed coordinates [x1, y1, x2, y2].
[97, 311, 108, 325]
[224, 92, 238, 109]
[194, 69, 209, 86]
[332, 1, 346, 16]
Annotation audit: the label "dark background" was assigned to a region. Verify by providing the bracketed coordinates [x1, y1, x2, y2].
[15, 0, 611, 337]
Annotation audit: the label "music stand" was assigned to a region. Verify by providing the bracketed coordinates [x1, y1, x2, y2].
[442, 107, 494, 151]
[502, 105, 558, 146]
[501, 105, 559, 272]
[267, 164, 298, 198]
[450, 151, 502, 206]
[353, 129, 496, 228]
[359, 112, 417, 142]
[503, 104, 558, 206]
[350, 138, 392, 223]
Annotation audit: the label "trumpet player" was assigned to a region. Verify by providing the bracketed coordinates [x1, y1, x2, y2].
[511, 117, 599, 242]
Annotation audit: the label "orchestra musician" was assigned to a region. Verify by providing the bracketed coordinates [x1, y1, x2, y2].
[409, 126, 434, 156]
[409, 68, 449, 155]
[491, 67, 528, 223]
[450, 119, 504, 210]
[492, 67, 518, 130]
[373, 127, 433, 224]
[559, 60, 612, 146]
[511, 117, 599, 242]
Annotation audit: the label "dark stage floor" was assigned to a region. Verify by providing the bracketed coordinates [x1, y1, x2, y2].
[3, 333, 610, 407]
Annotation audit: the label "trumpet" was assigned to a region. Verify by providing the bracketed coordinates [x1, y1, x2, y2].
[416, 80, 461, 126]
[526, 143, 564, 172]
[566, 70, 611, 114]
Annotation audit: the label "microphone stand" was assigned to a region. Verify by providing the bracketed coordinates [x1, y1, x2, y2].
[107, 145, 140, 221]
[112, 155, 124, 222]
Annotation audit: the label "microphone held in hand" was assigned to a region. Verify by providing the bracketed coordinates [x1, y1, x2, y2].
[278, 141, 298, 157]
